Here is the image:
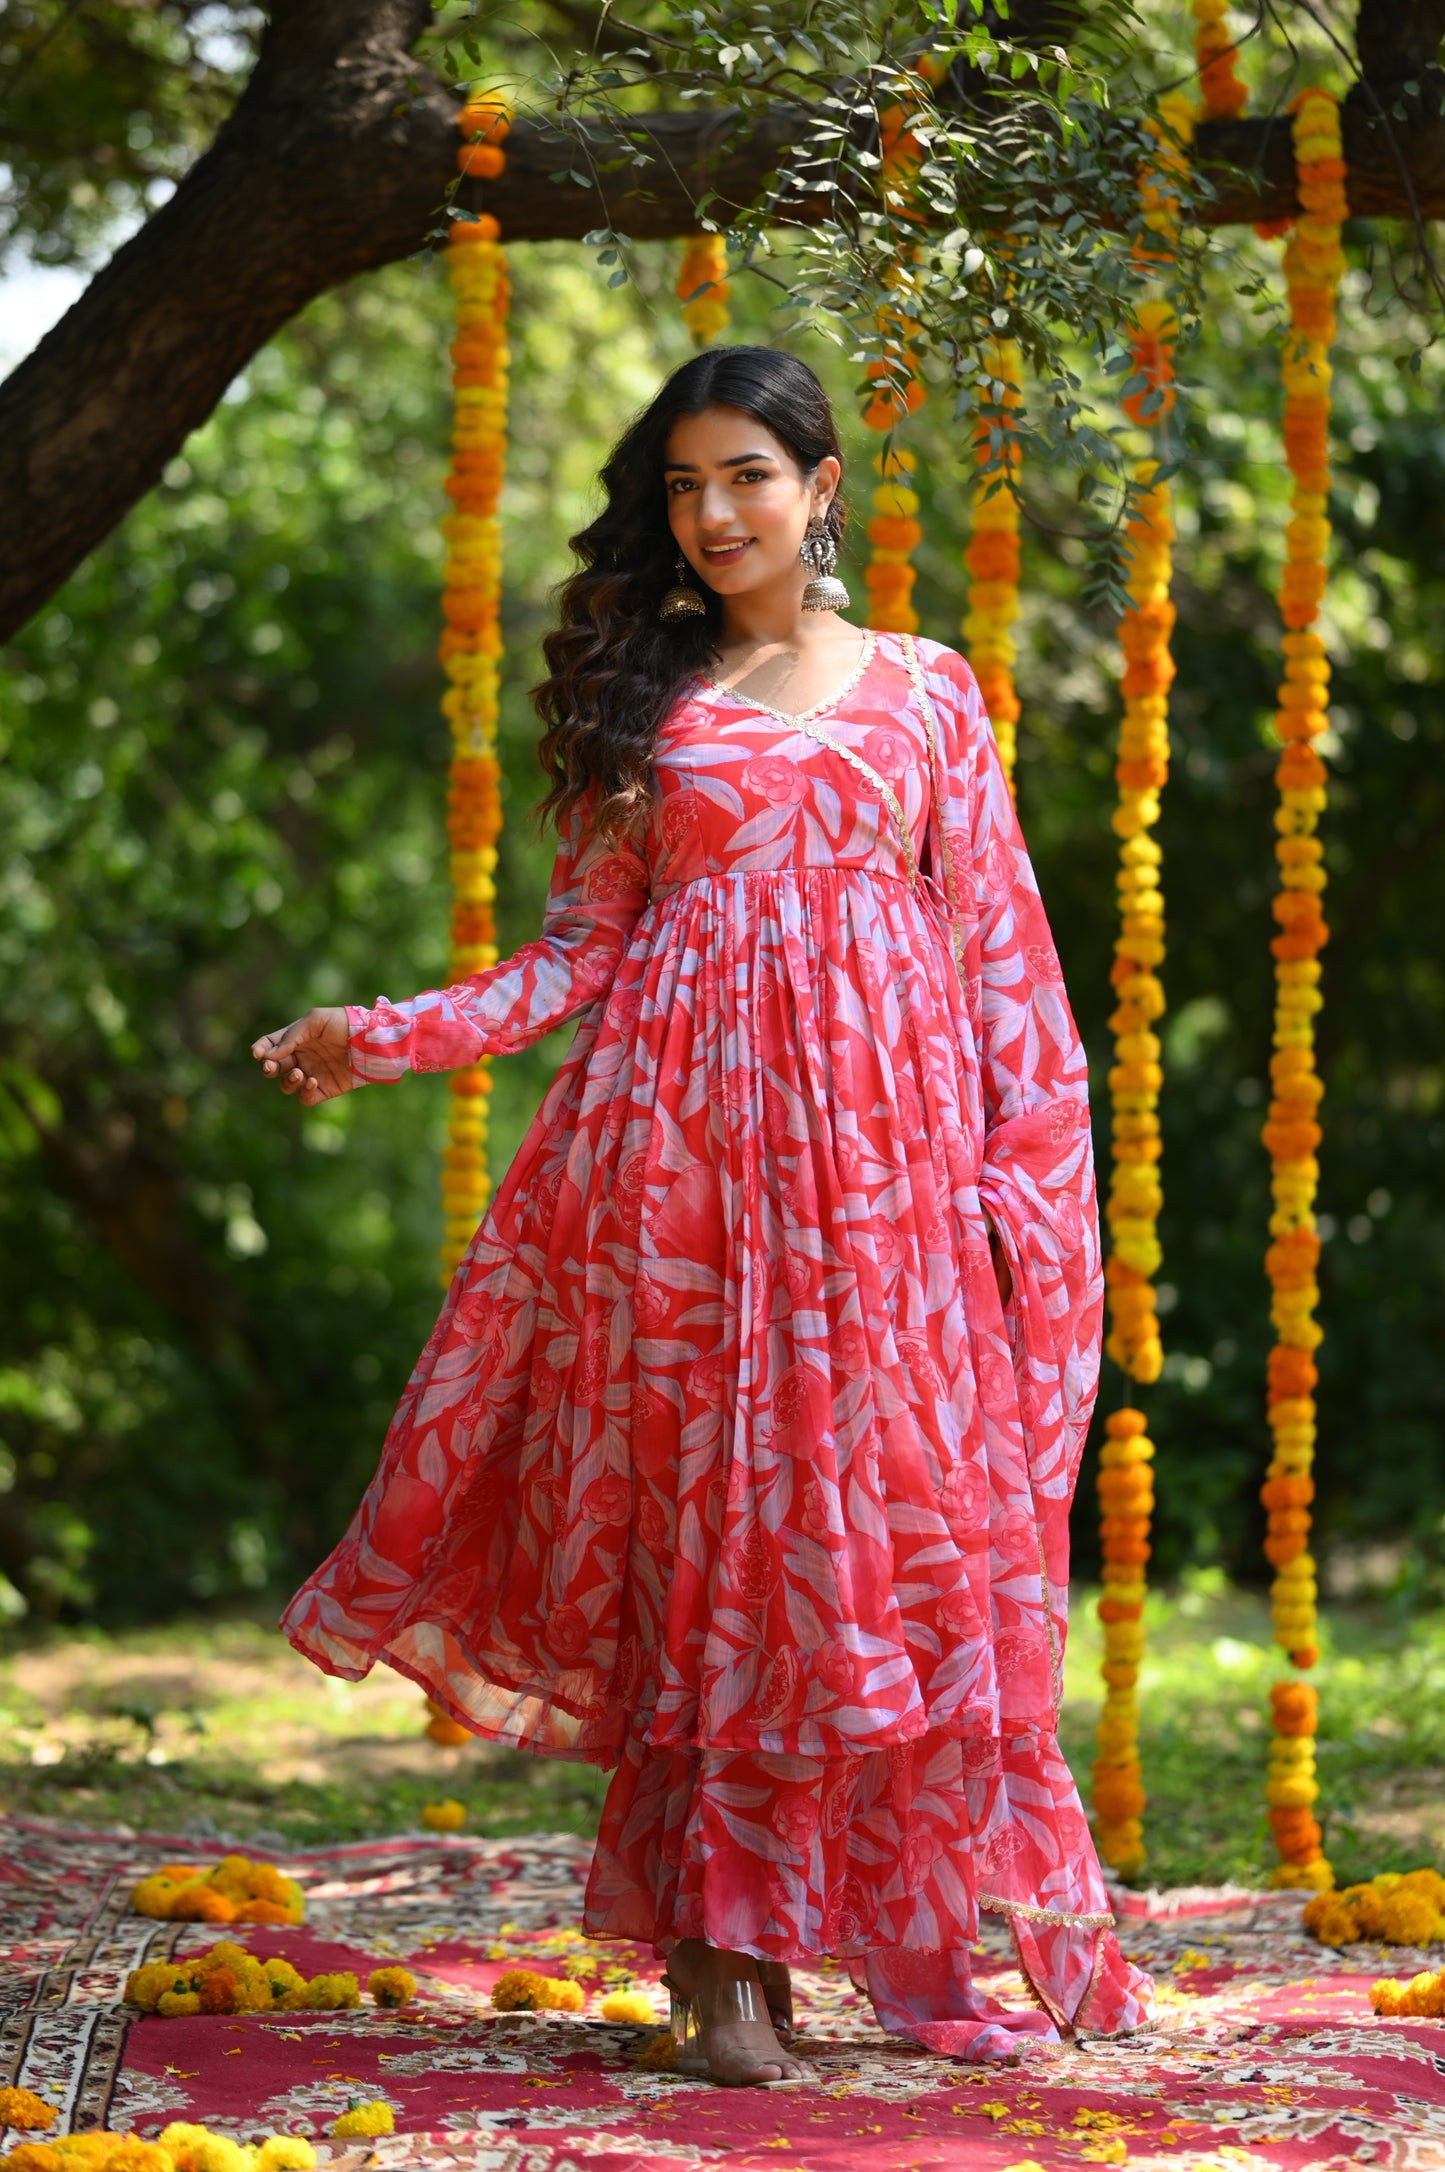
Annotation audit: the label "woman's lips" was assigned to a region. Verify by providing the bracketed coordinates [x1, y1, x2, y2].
[700, 539, 752, 565]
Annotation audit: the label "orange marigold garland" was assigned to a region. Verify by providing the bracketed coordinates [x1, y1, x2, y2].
[1260, 85, 1346, 1894]
[861, 85, 927, 635]
[1091, 91, 1193, 1883]
[1192, 0, 1248, 121]
[961, 336, 1022, 790]
[437, 99, 511, 1284]
[677, 233, 730, 344]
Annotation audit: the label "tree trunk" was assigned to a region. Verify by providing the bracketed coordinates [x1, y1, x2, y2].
[1, 0, 1442, 640]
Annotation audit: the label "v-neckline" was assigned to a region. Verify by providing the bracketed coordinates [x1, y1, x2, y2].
[702, 630, 877, 728]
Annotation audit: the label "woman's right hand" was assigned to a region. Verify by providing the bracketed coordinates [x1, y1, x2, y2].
[251, 1008, 355, 1105]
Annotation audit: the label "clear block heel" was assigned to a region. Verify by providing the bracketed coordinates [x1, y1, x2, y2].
[662, 1967, 807, 2087]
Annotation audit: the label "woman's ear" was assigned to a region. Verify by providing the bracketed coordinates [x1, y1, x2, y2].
[812, 453, 842, 516]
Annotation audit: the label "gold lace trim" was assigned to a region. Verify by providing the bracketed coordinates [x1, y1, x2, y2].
[899, 632, 965, 961]
[979, 1892, 1116, 1930]
[705, 629, 876, 727]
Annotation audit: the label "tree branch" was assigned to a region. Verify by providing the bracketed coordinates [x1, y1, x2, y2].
[1, 0, 1443, 639]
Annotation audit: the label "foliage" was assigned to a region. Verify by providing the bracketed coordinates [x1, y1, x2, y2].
[3, 1592, 1443, 1890]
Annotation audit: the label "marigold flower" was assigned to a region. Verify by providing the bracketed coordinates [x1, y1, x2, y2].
[598, 1989, 657, 2025]
[330, 2104, 394, 2140]
[0, 2093, 58, 2134]
[368, 1968, 418, 2009]
[254, 2144, 316, 2172]
[422, 1799, 467, 1832]
[4, 2147, 61, 2172]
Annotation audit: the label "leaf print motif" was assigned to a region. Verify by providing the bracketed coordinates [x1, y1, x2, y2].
[283, 632, 1147, 2048]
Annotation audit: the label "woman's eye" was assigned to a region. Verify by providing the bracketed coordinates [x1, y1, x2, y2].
[737, 469, 770, 484]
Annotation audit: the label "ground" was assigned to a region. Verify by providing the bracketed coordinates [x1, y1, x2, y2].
[1, 1575, 1442, 1887]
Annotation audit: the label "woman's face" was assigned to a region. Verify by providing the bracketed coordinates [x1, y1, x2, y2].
[663, 406, 840, 600]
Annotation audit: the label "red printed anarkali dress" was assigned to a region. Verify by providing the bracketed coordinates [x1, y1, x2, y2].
[283, 632, 1152, 2058]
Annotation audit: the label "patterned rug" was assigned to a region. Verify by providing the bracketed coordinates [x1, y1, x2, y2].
[3, 1818, 1445, 2170]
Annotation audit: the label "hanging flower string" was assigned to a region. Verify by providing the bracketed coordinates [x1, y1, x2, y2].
[677, 233, 730, 344]
[1260, 85, 1345, 1894]
[961, 335, 1023, 791]
[861, 83, 927, 636]
[437, 98, 511, 1285]
[1192, 0, 1248, 120]
[1090, 89, 1194, 1883]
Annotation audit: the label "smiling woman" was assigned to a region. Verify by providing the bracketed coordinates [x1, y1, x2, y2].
[256, 345, 1150, 2088]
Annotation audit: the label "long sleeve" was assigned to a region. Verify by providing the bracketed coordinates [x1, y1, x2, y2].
[347, 793, 651, 1083]
[917, 639, 1104, 1494]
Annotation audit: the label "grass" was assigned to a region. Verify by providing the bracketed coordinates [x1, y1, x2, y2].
[1, 1579, 1442, 1889]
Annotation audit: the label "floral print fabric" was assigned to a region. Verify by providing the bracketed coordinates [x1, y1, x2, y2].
[282, 631, 1151, 2049]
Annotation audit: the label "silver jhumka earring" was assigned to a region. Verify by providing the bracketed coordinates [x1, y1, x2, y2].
[799, 514, 849, 613]
[659, 553, 707, 622]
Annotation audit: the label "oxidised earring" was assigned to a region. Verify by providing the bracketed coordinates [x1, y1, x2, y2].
[799, 515, 849, 612]
[660, 552, 707, 622]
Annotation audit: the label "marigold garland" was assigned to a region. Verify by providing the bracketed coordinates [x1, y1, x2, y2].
[0, 2126, 317, 2172]
[961, 336, 1022, 790]
[124, 1944, 416, 2018]
[1090, 91, 1194, 1884]
[1192, 0, 1248, 120]
[861, 80, 927, 634]
[129, 1857, 304, 1927]
[1260, 85, 1345, 1894]
[490, 1969, 585, 2013]
[676, 233, 730, 344]
[438, 99, 512, 1285]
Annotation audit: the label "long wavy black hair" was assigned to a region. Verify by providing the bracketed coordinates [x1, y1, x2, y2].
[532, 345, 847, 846]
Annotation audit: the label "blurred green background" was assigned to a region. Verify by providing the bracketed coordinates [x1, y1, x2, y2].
[4, 234, 1442, 1632]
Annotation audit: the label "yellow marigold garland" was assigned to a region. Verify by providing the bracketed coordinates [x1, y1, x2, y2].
[961, 336, 1022, 790]
[1303, 1867, 1445, 1948]
[1091, 90, 1194, 1882]
[861, 79, 928, 635]
[437, 99, 511, 1285]
[1260, 86, 1345, 1894]
[129, 1856, 303, 1927]
[123, 1945, 415, 2018]
[676, 233, 730, 344]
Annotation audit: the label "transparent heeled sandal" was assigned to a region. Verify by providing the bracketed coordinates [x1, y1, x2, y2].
[661, 1967, 808, 2087]
[756, 1959, 795, 2045]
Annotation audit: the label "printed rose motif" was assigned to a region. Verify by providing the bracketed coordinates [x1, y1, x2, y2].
[978, 1352, 1015, 1405]
[546, 1604, 591, 1664]
[573, 946, 619, 994]
[983, 837, 1015, 901]
[902, 1828, 944, 1889]
[895, 1075, 924, 1138]
[994, 1629, 1052, 1699]
[861, 724, 914, 782]
[833, 1322, 869, 1373]
[771, 1792, 821, 1848]
[580, 1472, 631, 1526]
[814, 1639, 855, 1697]
[960, 1734, 1002, 1776]
[771, 1363, 819, 1429]
[1048, 1192, 1086, 1248]
[686, 1352, 726, 1407]
[529, 1356, 564, 1412]
[824, 1872, 875, 1949]
[834, 1131, 862, 1179]
[940, 1462, 989, 1539]
[634, 1494, 669, 1553]
[994, 1510, 1038, 1568]
[938, 1586, 984, 1638]
[741, 753, 809, 807]
[605, 986, 644, 1035]
[868, 1216, 906, 1271]
[782, 1251, 815, 1303]
[762, 1084, 793, 1149]
[632, 1277, 670, 1330]
[983, 1824, 1026, 1872]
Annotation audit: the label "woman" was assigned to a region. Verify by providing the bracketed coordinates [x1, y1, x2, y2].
[254, 346, 1151, 2083]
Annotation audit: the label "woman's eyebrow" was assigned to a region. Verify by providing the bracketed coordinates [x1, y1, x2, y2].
[661, 452, 776, 473]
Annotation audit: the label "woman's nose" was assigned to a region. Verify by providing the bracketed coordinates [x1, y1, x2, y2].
[695, 483, 738, 532]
